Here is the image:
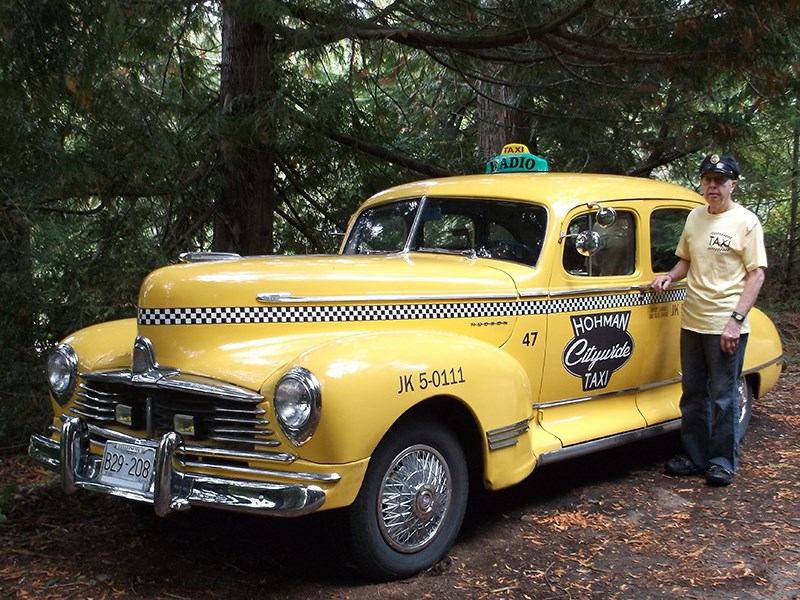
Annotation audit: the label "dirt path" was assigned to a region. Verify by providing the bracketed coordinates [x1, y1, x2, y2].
[2, 364, 798, 599]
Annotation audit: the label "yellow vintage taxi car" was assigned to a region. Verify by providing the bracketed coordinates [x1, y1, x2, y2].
[30, 145, 783, 580]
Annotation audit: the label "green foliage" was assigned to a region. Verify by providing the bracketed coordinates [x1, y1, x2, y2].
[0, 0, 219, 450]
[1, 0, 800, 449]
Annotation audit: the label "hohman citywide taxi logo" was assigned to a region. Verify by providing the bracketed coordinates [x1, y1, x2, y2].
[562, 311, 634, 391]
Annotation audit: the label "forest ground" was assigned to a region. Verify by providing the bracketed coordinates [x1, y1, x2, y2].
[2, 315, 799, 600]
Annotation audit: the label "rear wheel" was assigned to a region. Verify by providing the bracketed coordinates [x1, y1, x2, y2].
[737, 375, 753, 440]
[340, 422, 468, 581]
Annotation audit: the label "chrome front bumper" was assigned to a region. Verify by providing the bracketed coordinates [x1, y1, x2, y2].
[29, 416, 326, 517]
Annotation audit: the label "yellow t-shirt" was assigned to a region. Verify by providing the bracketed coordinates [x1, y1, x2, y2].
[676, 203, 767, 334]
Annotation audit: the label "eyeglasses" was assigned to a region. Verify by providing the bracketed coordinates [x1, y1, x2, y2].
[700, 174, 732, 186]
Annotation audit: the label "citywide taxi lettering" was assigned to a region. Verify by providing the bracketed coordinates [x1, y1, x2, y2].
[562, 310, 634, 392]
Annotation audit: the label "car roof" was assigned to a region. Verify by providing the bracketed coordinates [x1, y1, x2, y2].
[361, 172, 704, 217]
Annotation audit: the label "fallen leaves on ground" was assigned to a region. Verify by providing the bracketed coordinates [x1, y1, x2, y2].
[2, 333, 799, 599]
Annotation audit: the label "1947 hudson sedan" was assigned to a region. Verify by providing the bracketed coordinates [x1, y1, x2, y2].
[30, 145, 783, 580]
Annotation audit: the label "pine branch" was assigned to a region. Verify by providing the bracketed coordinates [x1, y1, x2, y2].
[273, 0, 597, 53]
[286, 106, 454, 178]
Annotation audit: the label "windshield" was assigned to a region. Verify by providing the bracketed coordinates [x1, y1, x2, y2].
[343, 197, 547, 267]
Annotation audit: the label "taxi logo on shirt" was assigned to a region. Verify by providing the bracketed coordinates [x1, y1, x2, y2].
[708, 231, 732, 252]
[562, 310, 634, 391]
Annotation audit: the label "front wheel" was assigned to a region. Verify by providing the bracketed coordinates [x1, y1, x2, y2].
[339, 421, 469, 581]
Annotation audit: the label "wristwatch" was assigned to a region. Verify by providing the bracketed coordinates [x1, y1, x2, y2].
[731, 310, 746, 324]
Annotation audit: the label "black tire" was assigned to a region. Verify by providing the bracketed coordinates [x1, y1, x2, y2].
[737, 375, 754, 440]
[339, 421, 469, 581]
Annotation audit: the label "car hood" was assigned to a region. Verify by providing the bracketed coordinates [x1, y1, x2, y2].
[136, 253, 521, 390]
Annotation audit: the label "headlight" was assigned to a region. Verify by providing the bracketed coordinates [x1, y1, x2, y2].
[273, 367, 321, 446]
[46, 344, 79, 406]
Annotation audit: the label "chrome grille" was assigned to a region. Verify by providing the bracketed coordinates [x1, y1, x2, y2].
[69, 376, 279, 451]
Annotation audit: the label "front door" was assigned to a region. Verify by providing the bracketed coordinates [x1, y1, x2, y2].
[537, 204, 649, 447]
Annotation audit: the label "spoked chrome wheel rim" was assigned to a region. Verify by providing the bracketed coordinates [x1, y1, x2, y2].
[377, 444, 452, 553]
[737, 376, 749, 425]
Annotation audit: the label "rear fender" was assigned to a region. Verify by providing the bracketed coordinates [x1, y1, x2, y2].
[744, 308, 783, 397]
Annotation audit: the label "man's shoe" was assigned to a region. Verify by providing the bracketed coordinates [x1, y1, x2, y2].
[665, 455, 703, 476]
[706, 465, 734, 486]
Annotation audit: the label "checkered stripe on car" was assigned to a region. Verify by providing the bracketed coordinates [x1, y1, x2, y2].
[140, 302, 525, 325]
[550, 288, 685, 313]
[137, 288, 685, 326]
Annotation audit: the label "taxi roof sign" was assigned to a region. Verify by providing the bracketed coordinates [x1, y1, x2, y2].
[486, 143, 549, 174]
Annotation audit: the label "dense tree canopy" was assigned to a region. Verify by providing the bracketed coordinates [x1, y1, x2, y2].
[1, 0, 799, 449]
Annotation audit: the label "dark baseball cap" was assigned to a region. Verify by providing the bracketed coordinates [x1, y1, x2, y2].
[699, 154, 740, 179]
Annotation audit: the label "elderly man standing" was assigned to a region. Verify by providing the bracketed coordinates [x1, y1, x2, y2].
[651, 154, 767, 486]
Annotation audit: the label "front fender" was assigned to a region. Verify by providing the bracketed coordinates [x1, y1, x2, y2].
[46, 318, 138, 413]
[274, 331, 535, 479]
[60, 318, 139, 371]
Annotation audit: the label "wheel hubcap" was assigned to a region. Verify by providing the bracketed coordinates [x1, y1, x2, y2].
[414, 486, 435, 517]
[378, 444, 452, 553]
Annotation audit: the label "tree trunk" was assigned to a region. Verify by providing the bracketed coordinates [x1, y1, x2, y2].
[787, 96, 800, 291]
[476, 65, 531, 162]
[215, 2, 277, 255]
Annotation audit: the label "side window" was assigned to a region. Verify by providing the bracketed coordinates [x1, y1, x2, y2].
[650, 208, 689, 273]
[562, 210, 636, 276]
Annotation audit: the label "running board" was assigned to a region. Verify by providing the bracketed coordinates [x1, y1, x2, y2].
[536, 419, 681, 467]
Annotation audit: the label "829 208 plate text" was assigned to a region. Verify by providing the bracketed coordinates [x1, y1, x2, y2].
[99, 441, 155, 493]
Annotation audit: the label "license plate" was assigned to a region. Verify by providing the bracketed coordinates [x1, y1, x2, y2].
[99, 441, 156, 493]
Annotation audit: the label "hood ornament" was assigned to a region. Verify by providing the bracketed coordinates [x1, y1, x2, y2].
[131, 336, 179, 382]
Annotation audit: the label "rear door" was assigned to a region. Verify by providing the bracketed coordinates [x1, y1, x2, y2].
[634, 204, 695, 425]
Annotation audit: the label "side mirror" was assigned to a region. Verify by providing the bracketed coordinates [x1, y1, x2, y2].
[557, 203, 616, 256]
[575, 230, 601, 257]
[595, 206, 617, 228]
